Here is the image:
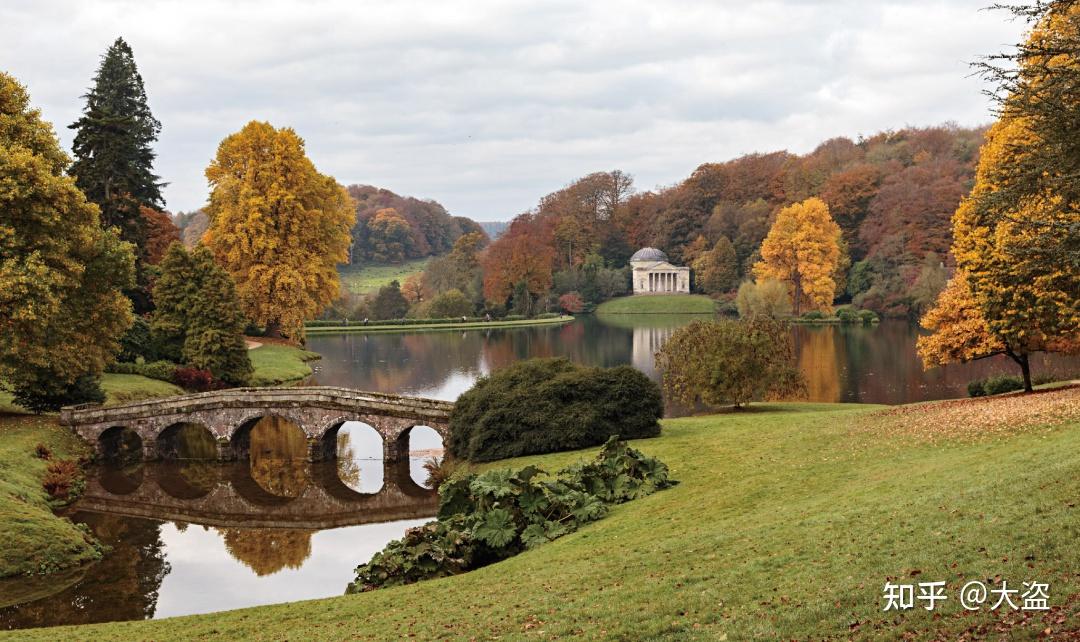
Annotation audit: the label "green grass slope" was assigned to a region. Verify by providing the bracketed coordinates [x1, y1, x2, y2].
[339, 258, 430, 295]
[596, 294, 716, 314]
[14, 392, 1079, 640]
[248, 344, 322, 386]
[0, 416, 99, 583]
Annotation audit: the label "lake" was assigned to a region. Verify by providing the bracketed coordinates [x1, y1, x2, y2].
[3, 315, 1076, 630]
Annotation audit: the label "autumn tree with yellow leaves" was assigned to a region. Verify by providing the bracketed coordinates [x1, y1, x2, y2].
[204, 121, 355, 338]
[0, 72, 135, 411]
[753, 197, 843, 315]
[921, 4, 1080, 391]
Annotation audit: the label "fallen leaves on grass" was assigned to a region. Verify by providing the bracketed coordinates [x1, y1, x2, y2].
[853, 385, 1080, 445]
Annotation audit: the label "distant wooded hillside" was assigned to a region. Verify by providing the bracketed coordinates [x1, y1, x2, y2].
[478, 124, 985, 318]
[174, 186, 488, 267]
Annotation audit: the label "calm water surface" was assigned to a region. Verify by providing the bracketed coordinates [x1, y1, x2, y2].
[306, 316, 1078, 406]
[3, 315, 1077, 630]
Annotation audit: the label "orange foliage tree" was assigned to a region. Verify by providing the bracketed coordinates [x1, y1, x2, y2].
[753, 197, 843, 315]
[481, 216, 555, 307]
[204, 121, 354, 338]
[140, 206, 180, 265]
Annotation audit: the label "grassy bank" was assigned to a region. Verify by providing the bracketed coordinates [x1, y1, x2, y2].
[596, 294, 716, 314]
[248, 343, 322, 386]
[305, 315, 574, 335]
[338, 258, 429, 295]
[0, 415, 99, 583]
[15, 389, 1079, 640]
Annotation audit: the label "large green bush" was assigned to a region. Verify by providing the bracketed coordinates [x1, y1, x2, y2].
[448, 358, 663, 462]
[347, 438, 676, 593]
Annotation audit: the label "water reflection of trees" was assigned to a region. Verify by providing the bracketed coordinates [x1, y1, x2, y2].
[216, 528, 314, 576]
[792, 326, 842, 402]
[306, 318, 1080, 407]
[249, 416, 308, 498]
[0, 514, 169, 629]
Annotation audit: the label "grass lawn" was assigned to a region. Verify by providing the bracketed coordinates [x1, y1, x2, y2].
[0, 374, 183, 412]
[98, 374, 184, 405]
[596, 293, 716, 314]
[0, 414, 99, 583]
[14, 388, 1079, 640]
[248, 343, 322, 386]
[338, 258, 430, 295]
[305, 315, 574, 335]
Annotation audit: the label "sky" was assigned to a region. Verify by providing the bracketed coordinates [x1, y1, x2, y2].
[1, 1, 1024, 221]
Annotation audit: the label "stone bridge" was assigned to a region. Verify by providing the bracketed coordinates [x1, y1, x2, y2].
[60, 387, 454, 464]
[75, 459, 438, 530]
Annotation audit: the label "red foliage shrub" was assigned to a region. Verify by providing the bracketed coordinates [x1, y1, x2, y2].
[34, 443, 52, 460]
[172, 367, 221, 392]
[42, 459, 80, 499]
[558, 292, 585, 314]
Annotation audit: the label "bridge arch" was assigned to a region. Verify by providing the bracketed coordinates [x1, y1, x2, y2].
[157, 422, 217, 461]
[99, 426, 143, 464]
[62, 386, 454, 464]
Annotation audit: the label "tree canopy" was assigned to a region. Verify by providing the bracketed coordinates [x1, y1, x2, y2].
[655, 317, 805, 409]
[1, 72, 135, 410]
[919, 4, 1080, 391]
[753, 197, 843, 315]
[204, 121, 355, 338]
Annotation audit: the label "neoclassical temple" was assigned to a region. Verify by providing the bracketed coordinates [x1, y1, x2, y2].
[629, 247, 690, 294]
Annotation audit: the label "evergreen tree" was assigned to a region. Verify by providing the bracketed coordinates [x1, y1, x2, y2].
[692, 236, 739, 294]
[371, 280, 409, 320]
[151, 243, 252, 385]
[150, 243, 198, 362]
[184, 247, 253, 385]
[0, 72, 135, 411]
[69, 37, 164, 311]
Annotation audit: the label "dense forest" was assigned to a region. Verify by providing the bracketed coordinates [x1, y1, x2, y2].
[474, 125, 985, 318]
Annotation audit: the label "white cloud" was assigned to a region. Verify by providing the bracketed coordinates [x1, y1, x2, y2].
[0, 0, 1022, 220]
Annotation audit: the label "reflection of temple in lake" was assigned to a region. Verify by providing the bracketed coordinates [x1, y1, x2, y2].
[631, 325, 678, 379]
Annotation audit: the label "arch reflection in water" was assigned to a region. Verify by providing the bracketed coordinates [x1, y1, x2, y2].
[332, 421, 384, 494]
[405, 425, 444, 489]
[244, 416, 309, 498]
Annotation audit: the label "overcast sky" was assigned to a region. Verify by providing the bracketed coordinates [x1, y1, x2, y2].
[2, 1, 1022, 221]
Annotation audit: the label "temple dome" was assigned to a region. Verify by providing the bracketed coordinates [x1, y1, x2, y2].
[630, 247, 668, 263]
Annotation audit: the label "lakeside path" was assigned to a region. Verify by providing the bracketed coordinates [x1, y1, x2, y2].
[305, 315, 574, 335]
[9, 387, 1078, 640]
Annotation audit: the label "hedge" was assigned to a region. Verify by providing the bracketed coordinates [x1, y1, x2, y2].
[106, 360, 179, 383]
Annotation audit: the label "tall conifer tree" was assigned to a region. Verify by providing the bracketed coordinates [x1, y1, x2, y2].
[70, 37, 164, 310]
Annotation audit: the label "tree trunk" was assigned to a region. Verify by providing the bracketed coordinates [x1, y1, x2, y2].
[264, 320, 283, 339]
[1005, 349, 1034, 392]
[792, 276, 803, 317]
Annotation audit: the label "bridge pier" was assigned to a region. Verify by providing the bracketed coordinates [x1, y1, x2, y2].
[216, 438, 236, 462]
[306, 437, 328, 463]
[141, 438, 159, 462]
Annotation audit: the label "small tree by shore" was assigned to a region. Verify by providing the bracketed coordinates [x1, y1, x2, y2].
[656, 317, 805, 409]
